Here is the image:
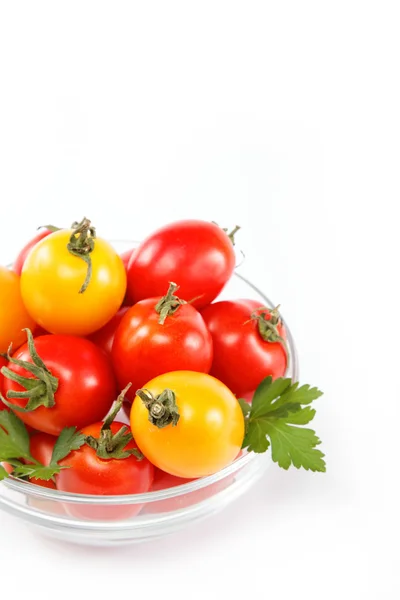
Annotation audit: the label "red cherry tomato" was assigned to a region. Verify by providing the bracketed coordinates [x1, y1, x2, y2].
[201, 300, 288, 397]
[88, 307, 129, 355]
[112, 288, 213, 402]
[13, 228, 54, 275]
[2, 334, 117, 435]
[127, 220, 236, 309]
[57, 421, 154, 520]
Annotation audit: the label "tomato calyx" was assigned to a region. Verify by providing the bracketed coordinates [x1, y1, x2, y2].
[85, 384, 143, 460]
[0, 329, 59, 412]
[136, 388, 180, 428]
[211, 222, 241, 246]
[154, 282, 186, 324]
[247, 305, 290, 367]
[67, 217, 97, 294]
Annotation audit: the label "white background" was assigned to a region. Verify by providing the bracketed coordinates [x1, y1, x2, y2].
[0, 1, 399, 599]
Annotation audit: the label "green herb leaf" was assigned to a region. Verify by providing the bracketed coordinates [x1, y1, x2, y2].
[242, 377, 325, 472]
[265, 421, 326, 472]
[0, 409, 32, 461]
[11, 464, 63, 481]
[238, 398, 251, 418]
[282, 383, 323, 406]
[250, 377, 292, 418]
[50, 427, 86, 465]
[0, 465, 8, 481]
[243, 420, 271, 453]
[0, 411, 84, 483]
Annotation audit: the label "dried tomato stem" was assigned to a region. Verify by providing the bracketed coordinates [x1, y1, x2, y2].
[0, 329, 58, 412]
[154, 282, 186, 324]
[85, 384, 142, 460]
[248, 306, 290, 369]
[67, 217, 96, 293]
[136, 388, 180, 428]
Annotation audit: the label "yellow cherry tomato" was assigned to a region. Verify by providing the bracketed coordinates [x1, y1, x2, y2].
[130, 371, 245, 478]
[20, 229, 126, 336]
[0, 266, 37, 353]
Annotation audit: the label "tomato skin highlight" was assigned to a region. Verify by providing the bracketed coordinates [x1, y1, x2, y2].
[130, 371, 245, 478]
[127, 220, 235, 309]
[201, 299, 288, 397]
[88, 307, 129, 355]
[112, 298, 213, 402]
[13, 229, 53, 275]
[20, 230, 127, 336]
[0, 267, 37, 354]
[2, 335, 117, 435]
[57, 421, 154, 520]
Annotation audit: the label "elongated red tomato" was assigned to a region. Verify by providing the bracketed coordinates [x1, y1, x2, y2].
[57, 421, 154, 520]
[88, 307, 129, 355]
[2, 333, 117, 435]
[112, 285, 213, 402]
[127, 220, 236, 309]
[13, 228, 54, 275]
[201, 299, 288, 397]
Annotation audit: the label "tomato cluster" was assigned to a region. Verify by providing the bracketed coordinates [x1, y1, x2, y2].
[0, 218, 288, 517]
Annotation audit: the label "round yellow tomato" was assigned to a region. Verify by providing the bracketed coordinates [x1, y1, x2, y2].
[0, 266, 37, 353]
[130, 371, 245, 478]
[20, 229, 126, 336]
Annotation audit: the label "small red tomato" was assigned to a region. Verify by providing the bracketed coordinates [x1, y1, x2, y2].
[201, 300, 288, 397]
[57, 421, 154, 520]
[127, 220, 237, 309]
[112, 283, 213, 402]
[2, 332, 117, 435]
[13, 228, 55, 275]
[88, 307, 129, 355]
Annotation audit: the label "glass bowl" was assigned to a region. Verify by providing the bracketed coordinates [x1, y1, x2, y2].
[0, 240, 298, 546]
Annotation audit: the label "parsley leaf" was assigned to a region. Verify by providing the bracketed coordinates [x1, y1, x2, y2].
[0, 410, 85, 482]
[50, 427, 86, 465]
[0, 410, 32, 461]
[0, 465, 8, 481]
[241, 377, 325, 472]
[11, 464, 62, 481]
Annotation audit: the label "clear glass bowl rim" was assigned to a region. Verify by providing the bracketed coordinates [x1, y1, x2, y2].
[2, 245, 299, 506]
